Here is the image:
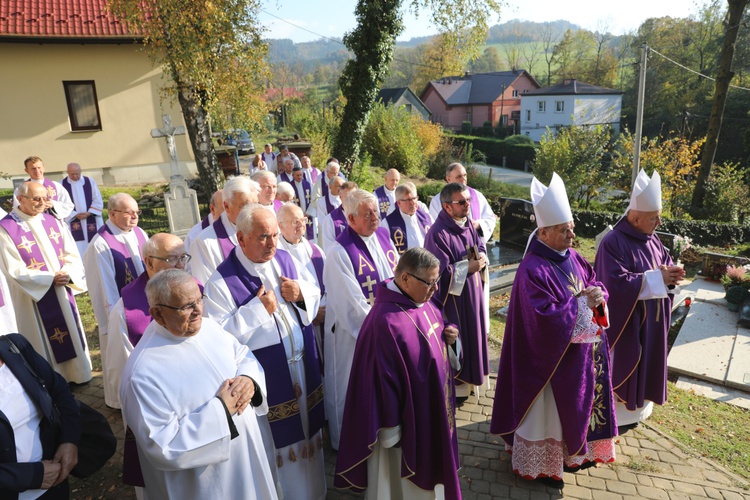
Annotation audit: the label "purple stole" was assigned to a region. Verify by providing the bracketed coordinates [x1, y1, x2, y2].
[279, 171, 293, 184]
[200, 215, 211, 230]
[308, 168, 319, 184]
[335, 226, 398, 306]
[61, 177, 97, 242]
[320, 177, 330, 201]
[467, 186, 482, 222]
[385, 208, 432, 254]
[216, 248, 324, 449]
[0, 212, 83, 363]
[97, 224, 147, 292]
[292, 179, 314, 240]
[330, 206, 347, 239]
[32, 178, 61, 201]
[310, 243, 325, 295]
[323, 193, 337, 215]
[374, 185, 393, 219]
[212, 217, 236, 259]
[273, 199, 283, 212]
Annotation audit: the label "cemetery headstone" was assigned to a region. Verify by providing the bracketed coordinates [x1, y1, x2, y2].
[701, 252, 750, 280]
[498, 197, 536, 252]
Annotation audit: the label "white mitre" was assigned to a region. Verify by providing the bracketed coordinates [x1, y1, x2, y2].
[530, 172, 573, 228]
[629, 169, 662, 212]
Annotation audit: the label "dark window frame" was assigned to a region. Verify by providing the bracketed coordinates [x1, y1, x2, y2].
[62, 80, 102, 132]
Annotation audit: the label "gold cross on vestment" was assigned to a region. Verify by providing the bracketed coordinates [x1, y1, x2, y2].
[46, 186, 56, 198]
[125, 266, 135, 284]
[26, 257, 45, 271]
[57, 248, 65, 264]
[48, 227, 62, 245]
[71, 221, 81, 231]
[379, 200, 389, 214]
[17, 235, 37, 254]
[423, 310, 441, 342]
[362, 275, 377, 293]
[50, 328, 68, 344]
[365, 292, 375, 307]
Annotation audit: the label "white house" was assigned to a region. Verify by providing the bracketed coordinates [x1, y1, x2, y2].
[520, 79, 622, 143]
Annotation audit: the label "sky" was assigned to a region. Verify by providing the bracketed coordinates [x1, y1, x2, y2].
[258, 0, 704, 44]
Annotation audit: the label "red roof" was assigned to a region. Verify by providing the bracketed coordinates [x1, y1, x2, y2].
[0, 0, 138, 40]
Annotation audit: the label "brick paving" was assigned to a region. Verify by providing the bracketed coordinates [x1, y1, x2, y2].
[70, 373, 750, 499]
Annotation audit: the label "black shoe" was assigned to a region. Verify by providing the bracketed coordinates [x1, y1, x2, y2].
[536, 476, 564, 489]
[564, 461, 598, 473]
[455, 396, 468, 407]
[618, 422, 639, 435]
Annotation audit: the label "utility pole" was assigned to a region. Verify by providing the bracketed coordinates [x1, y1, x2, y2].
[632, 43, 648, 187]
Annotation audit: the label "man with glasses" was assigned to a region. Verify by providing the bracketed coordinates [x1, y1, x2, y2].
[381, 182, 433, 254]
[61, 162, 104, 257]
[323, 189, 399, 450]
[335, 247, 461, 498]
[424, 182, 489, 407]
[204, 205, 325, 500]
[13, 155, 75, 221]
[120, 269, 277, 500]
[253, 171, 282, 213]
[84, 192, 148, 408]
[0, 181, 91, 383]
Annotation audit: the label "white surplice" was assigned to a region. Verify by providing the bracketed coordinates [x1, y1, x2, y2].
[83, 220, 147, 408]
[203, 250, 325, 500]
[105, 298, 139, 410]
[188, 212, 237, 286]
[0, 208, 91, 383]
[379, 208, 433, 250]
[14, 178, 75, 221]
[63, 176, 104, 257]
[0, 209, 19, 336]
[429, 187, 496, 245]
[314, 193, 341, 248]
[183, 213, 215, 254]
[323, 233, 395, 450]
[120, 318, 277, 500]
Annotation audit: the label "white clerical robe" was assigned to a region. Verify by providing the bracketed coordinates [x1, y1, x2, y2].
[63, 176, 104, 257]
[105, 299, 138, 410]
[0, 209, 19, 336]
[374, 185, 397, 217]
[309, 176, 331, 212]
[189, 212, 237, 286]
[313, 193, 340, 248]
[429, 187, 497, 245]
[120, 318, 277, 500]
[380, 209, 432, 249]
[0, 208, 91, 383]
[83, 220, 147, 408]
[183, 213, 215, 253]
[203, 250, 325, 500]
[323, 232, 395, 450]
[14, 179, 75, 221]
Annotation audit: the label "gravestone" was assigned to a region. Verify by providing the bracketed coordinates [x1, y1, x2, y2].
[498, 197, 536, 252]
[151, 114, 201, 237]
[701, 252, 750, 280]
[656, 231, 677, 260]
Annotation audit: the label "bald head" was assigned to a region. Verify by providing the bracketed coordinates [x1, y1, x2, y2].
[142, 233, 188, 277]
[384, 168, 400, 190]
[66, 163, 82, 181]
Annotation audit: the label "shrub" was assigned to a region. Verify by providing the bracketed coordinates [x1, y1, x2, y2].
[451, 134, 536, 169]
[461, 121, 473, 135]
[703, 162, 750, 223]
[726, 285, 749, 304]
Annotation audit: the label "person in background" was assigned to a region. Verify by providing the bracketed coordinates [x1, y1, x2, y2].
[61, 163, 104, 257]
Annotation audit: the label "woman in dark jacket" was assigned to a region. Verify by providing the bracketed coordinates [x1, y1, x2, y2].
[0, 334, 81, 499]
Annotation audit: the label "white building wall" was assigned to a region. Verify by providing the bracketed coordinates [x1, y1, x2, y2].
[520, 94, 622, 142]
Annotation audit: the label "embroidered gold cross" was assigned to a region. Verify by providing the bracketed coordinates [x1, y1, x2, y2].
[48, 227, 62, 245]
[50, 328, 68, 344]
[17, 235, 37, 254]
[423, 310, 441, 342]
[26, 257, 45, 271]
[362, 275, 377, 293]
[379, 200, 389, 214]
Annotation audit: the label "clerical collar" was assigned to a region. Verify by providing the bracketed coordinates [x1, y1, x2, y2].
[387, 279, 425, 307]
[282, 235, 302, 246]
[29, 178, 46, 184]
[538, 238, 568, 256]
[452, 217, 468, 227]
[13, 206, 40, 220]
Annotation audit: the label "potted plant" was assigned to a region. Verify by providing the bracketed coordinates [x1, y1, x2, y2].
[720, 265, 748, 291]
[725, 285, 749, 312]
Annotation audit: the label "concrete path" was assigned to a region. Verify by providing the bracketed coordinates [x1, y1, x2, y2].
[469, 163, 534, 187]
[71, 373, 750, 499]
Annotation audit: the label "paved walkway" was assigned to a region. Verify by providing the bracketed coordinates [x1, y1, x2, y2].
[70, 373, 749, 499]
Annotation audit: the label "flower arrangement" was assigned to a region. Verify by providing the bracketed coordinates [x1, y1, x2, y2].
[673, 235, 692, 260]
[720, 265, 750, 290]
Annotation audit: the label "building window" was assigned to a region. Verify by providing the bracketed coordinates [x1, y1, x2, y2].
[403, 103, 413, 113]
[538, 101, 546, 113]
[526, 109, 531, 122]
[555, 101, 564, 113]
[63, 81, 102, 131]
[512, 89, 518, 98]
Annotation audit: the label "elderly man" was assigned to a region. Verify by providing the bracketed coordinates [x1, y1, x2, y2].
[13, 156, 75, 221]
[291, 166, 315, 241]
[184, 190, 223, 251]
[120, 270, 277, 500]
[189, 176, 259, 285]
[323, 189, 399, 450]
[381, 182, 433, 253]
[300, 155, 320, 185]
[310, 160, 341, 212]
[0, 182, 91, 383]
[277, 158, 295, 185]
[276, 182, 295, 203]
[204, 205, 326, 500]
[424, 182, 489, 404]
[594, 169, 684, 431]
[334, 247, 461, 498]
[276, 144, 301, 173]
[61, 162, 104, 257]
[83, 193, 148, 408]
[373, 168, 400, 219]
[320, 181, 357, 252]
[261, 143, 278, 174]
[428, 162, 497, 245]
[253, 170, 282, 212]
[492, 173, 616, 488]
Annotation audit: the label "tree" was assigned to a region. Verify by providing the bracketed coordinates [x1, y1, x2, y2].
[539, 22, 560, 85]
[411, 35, 465, 93]
[691, 0, 749, 213]
[108, 0, 268, 194]
[470, 46, 502, 74]
[334, 0, 502, 171]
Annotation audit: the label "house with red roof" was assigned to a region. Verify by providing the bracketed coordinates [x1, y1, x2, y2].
[420, 70, 540, 132]
[0, 0, 194, 186]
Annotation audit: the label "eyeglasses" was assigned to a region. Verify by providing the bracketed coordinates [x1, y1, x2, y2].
[157, 295, 204, 314]
[450, 198, 472, 206]
[20, 195, 50, 203]
[111, 209, 142, 217]
[284, 217, 308, 226]
[150, 254, 192, 266]
[359, 210, 379, 221]
[399, 196, 418, 203]
[407, 273, 438, 288]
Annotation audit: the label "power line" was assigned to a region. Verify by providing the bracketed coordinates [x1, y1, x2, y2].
[648, 47, 750, 92]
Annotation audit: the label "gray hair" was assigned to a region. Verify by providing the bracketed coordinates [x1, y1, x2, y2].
[252, 170, 276, 183]
[107, 193, 137, 211]
[445, 162, 465, 178]
[276, 182, 294, 198]
[343, 189, 377, 217]
[439, 182, 468, 205]
[395, 247, 439, 276]
[330, 176, 345, 189]
[395, 182, 416, 200]
[276, 202, 302, 223]
[223, 176, 259, 203]
[326, 161, 340, 174]
[145, 269, 196, 307]
[236, 203, 271, 234]
[17, 181, 37, 197]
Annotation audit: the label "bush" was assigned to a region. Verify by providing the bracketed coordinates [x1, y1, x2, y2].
[451, 134, 536, 169]
[460, 121, 473, 135]
[416, 181, 444, 205]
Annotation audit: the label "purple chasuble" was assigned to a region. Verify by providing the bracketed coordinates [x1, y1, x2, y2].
[200, 215, 211, 230]
[212, 217, 236, 259]
[279, 171, 293, 184]
[594, 217, 673, 410]
[334, 281, 461, 499]
[30, 178, 61, 201]
[0, 212, 83, 363]
[61, 177, 97, 242]
[424, 209, 488, 387]
[292, 179, 314, 240]
[374, 185, 392, 219]
[385, 208, 432, 254]
[121, 273, 152, 348]
[97, 224, 147, 292]
[491, 236, 617, 455]
[335, 226, 398, 306]
[216, 248, 324, 449]
[308, 167, 319, 184]
[466, 186, 482, 223]
[329, 206, 347, 239]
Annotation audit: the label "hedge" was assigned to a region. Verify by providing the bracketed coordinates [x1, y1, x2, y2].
[451, 134, 536, 169]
